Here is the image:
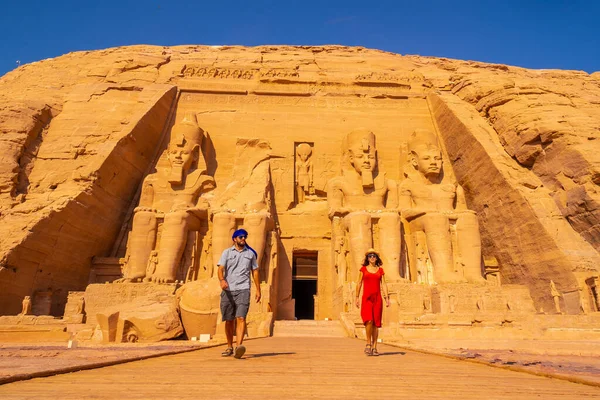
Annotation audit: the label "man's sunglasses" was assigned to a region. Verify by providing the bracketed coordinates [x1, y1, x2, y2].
[236, 235, 247, 239]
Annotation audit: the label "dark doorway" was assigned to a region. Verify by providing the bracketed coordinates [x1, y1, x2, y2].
[292, 252, 318, 320]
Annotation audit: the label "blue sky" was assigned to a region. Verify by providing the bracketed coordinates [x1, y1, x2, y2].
[1, 0, 598, 77]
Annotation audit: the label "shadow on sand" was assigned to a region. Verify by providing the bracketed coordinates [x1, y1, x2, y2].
[245, 352, 296, 359]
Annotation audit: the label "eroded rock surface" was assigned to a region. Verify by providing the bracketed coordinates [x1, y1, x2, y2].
[0, 45, 599, 318]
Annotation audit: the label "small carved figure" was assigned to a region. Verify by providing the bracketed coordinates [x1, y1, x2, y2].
[19, 295, 31, 316]
[423, 292, 432, 313]
[334, 236, 348, 286]
[145, 250, 159, 278]
[295, 143, 315, 204]
[75, 296, 85, 315]
[550, 280, 562, 314]
[399, 130, 483, 284]
[476, 297, 484, 311]
[448, 294, 456, 313]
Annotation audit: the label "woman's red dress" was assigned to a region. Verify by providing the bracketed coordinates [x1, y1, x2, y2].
[360, 266, 384, 327]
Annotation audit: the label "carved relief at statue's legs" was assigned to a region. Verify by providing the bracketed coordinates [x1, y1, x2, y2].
[378, 212, 402, 282]
[212, 212, 236, 268]
[344, 212, 372, 282]
[296, 185, 305, 204]
[244, 212, 269, 271]
[119, 211, 157, 282]
[416, 213, 463, 283]
[151, 210, 200, 283]
[456, 212, 484, 283]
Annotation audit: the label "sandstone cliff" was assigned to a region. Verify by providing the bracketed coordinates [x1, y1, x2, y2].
[0, 45, 599, 314]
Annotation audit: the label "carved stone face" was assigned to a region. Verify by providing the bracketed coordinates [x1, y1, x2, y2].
[167, 143, 197, 173]
[344, 130, 377, 188]
[412, 147, 442, 178]
[348, 134, 377, 174]
[349, 147, 376, 174]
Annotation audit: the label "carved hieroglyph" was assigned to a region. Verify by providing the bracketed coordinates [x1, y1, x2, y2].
[399, 130, 483, 284]
[327, 129, 401, 282]
[118, 112, 215, 283]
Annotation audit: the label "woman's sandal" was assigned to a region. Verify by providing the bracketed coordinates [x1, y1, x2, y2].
[221, 347, 234, 357]
[371, 349, 380, 356]
[364, 344, 372, 355]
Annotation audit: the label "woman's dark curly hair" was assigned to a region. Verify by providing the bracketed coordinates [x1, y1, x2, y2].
[362, 252, 383, 267]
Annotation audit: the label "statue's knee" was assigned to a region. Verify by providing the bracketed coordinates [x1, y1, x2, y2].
[379, 212, 400, 229]
[213, 212, 235, 227]
[423, 213, 449, 226]
[164, 210, 188, 226]
[133, 211, 156, 225]
[460, 212, 479, 227]
[244, 213, 267, 227]
[345, 212, 371, 229]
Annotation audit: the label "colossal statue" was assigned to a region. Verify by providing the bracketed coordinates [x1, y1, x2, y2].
[117, 112, 215, 283]
[399, 130, 483, 284]
[327, 129, 401, 282]
[211, 139, 273, 276]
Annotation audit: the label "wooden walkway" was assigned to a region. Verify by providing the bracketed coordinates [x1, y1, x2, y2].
[1, 337, 599, 399]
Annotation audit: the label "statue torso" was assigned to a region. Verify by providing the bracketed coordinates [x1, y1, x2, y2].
[403, 179, 457, 211]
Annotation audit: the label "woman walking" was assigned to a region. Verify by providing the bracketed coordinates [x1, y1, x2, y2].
[355, 248, 390, 356]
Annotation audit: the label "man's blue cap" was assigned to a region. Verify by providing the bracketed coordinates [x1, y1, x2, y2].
[232, 228, 248, 239]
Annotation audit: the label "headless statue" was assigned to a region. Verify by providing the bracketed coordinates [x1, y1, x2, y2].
[211, 139, 273, 274]
[19, 295, 32, 316]
[118, 112, 215, 283]
[399, 130, 483, 283]
[327, 129, 401, 282]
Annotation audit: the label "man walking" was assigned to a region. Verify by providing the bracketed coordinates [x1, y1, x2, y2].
[218, 228, 261, 359]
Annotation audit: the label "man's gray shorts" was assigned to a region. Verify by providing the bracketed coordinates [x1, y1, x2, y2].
[220, 290, 250, 321]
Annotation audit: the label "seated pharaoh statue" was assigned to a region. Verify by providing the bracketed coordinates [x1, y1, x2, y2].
[117, 112, 216, 283]
[210, 138, 273, 275]
[399, 130, 483, 284]
[327, 129, 401, 282]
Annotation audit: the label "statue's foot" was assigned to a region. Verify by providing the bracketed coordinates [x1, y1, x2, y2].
[114, 277, 145, 283]
[150, 275, 176, 284]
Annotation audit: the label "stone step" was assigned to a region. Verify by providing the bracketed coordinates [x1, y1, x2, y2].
[272, 320, 348, 337]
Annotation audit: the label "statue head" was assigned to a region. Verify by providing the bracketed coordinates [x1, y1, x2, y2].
[408, 130, 443, 181]
[343, 128, 377, 187]
[167, 112, 206, 185]
[296, 143, 312, 162]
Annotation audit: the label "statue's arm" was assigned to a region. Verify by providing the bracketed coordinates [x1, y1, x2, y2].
[136, 176, 155, 211]
[455, 184, 469, 211]
[398, 181, 425, 220]
[327, 178, 347, 217]
[385, 179, 399, 209]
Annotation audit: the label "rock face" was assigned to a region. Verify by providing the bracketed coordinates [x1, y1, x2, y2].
[0, 45, 599, 320]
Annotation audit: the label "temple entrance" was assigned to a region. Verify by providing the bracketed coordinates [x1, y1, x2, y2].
[292, 252, 318, 320]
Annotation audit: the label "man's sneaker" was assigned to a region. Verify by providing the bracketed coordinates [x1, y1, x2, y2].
[234, 345, 246, 359]
[221, 347, 233, 357]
